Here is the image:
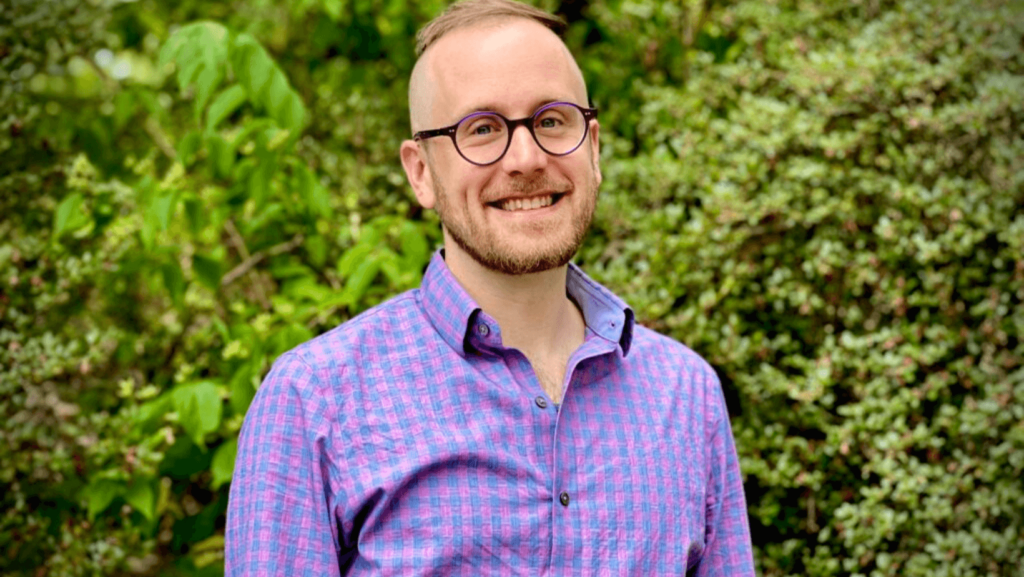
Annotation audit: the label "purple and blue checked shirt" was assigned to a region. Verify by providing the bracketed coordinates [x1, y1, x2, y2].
[227, 251, 755, 576]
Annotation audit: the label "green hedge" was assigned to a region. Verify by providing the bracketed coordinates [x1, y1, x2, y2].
[2, 0, 1021, 575]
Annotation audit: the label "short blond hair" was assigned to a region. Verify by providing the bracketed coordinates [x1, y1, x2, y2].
[415, 0, 566, 57]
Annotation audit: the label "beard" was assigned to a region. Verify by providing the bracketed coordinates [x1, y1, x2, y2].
[431, 168, 598, 276]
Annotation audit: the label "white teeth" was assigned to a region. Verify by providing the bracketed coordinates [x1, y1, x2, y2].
[499, 195, 554, 212]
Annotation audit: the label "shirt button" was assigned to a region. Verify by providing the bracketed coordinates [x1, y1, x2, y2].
[476, 323, 490, 337]
[534, 396, 548, 409]
[559, 491, 570, 507]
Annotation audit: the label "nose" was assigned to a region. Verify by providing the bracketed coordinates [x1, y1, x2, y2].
[500, 124, 548, 175]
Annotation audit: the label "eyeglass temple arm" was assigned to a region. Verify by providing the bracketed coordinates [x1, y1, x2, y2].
[413, 126, 457, 141]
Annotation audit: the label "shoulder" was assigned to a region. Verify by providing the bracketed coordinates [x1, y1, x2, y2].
[284, 288, 425, 373]
[628, 324, 717, 379]
[625, 324, 726, 420]
[253, 289, 426, 407]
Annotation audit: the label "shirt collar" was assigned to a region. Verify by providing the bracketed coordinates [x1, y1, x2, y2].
[419, 250, 634, 357]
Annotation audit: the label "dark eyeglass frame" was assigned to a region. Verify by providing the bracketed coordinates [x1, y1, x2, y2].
[412, 101, 599, 166]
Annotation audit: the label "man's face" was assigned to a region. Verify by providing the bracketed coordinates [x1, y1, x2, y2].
[402, 18, 601, 276]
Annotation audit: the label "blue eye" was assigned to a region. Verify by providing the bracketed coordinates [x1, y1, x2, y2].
[460, 115, 503, 140]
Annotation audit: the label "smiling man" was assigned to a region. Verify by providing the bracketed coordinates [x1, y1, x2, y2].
[226, 1, 755, 575]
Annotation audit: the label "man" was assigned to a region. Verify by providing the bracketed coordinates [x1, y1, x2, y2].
[226, 1, 755, 575]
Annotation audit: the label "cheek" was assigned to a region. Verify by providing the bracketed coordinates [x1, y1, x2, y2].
[451, 174, 492, 210]
[432, 167, 488, 215]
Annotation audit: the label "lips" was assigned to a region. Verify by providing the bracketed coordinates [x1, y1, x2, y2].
[488, 193, 565, 212]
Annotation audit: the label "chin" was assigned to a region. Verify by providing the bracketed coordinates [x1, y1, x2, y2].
[451, 234, 581, 276]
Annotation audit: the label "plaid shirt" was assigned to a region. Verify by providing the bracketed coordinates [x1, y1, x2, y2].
[226, 251, 754, 576]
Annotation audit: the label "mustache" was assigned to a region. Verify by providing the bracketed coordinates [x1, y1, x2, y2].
[488, 176, 573, 201]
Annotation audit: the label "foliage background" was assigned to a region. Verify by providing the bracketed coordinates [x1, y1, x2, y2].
[2, 0, 1022, 575]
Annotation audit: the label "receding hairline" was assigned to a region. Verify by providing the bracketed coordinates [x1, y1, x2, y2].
[408, 13, 586, 133]
[415, 0, 566, 58]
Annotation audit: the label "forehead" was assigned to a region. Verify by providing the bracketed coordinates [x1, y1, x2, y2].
[423, 18, 586, 122]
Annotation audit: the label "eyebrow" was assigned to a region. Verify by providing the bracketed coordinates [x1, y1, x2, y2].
[453, 99, 564, 122]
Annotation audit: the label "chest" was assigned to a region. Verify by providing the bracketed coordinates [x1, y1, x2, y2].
[521, 348, 573, 402]
[331, 349, 710, 575]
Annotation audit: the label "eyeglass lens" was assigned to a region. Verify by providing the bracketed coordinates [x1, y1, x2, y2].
[455, 103, 587, 165]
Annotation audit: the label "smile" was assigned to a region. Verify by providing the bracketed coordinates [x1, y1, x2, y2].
[490, 193, 565, 212]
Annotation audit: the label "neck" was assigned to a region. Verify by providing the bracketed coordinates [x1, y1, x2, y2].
[444, 245, 584, 356]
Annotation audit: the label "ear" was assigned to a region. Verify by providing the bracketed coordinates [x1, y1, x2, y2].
[400, 139, 436, 209]
[588, 119, 602, 187]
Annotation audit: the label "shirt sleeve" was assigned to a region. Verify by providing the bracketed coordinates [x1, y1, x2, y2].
[695, 374, 756, 576]
[226, 352, 343, 576]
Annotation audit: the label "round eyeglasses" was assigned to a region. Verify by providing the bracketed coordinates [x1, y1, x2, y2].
[413, 102, 598, 166]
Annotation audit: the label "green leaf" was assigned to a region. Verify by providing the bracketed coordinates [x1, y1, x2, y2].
[141, 191, 177, 251]
[150, 192, 178, 232]
[160, 22, 229, 121]
[322, 0, 344, 20]
[136, 90, 167, 123]
[295, 164, 330, 219]
[247, 164, 270, 208]
[266, 71, 290, 119]
[267, 75, 306, 131]
[336, 244, 374, 279]
[206, 134, 234, 180]
[377, 248, 402, 286]
[399, 221, 430, 268]
[210, 437, 238, 490]
[232, 34, 274, 102]
[268, 323, 314, 355]
[211, 316, 230, 343]
[309, 182, 332, 220]
[304, 234, 328, 268]
[192, 253, 223, 290]
[136, 393, 174, 433]
[282, 276, 332, 303]
[359, 220, 388, 247]
[160, 435, 212, 479]
[177, 131, 204, 167]
[162, 259, 185, 306]
[53, 192, 85, 239]
[230, 117, 275, 149]
[192, 535, 226, 569]
[228, 363, 256, 415]
[206, 84, 247, 132]
[175, 51, 204, 88]
[280, 92, 307, 132]
[140, 220, 156, 251]
[192, 62, 223, 120]
[112, 90, 137, 131]
[343, 255, 381, 306]
[230, 33, 307, 133]
[172, 381, 223, 448]
[124, 481, 156, 520]
[84, 479, 124, 521]
[184, 197, 205, 235]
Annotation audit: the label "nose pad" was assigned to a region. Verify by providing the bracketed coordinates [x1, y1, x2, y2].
[502, 124, 548, 173]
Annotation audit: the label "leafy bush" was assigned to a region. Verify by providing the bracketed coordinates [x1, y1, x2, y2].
[581, 0, 1024, 574]
[1, 0, 1021, 575]
[2, 2, 435, 574]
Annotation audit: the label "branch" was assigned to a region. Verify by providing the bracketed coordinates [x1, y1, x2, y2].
[221, 233, 305, 287]
[144, 117, 177, 161]
[224, 219, 251, 260]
